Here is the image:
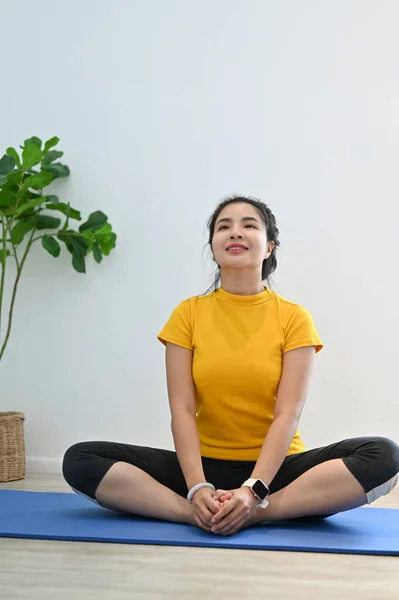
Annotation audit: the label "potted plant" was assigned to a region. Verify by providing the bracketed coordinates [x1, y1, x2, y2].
[0, 136, 116, 482]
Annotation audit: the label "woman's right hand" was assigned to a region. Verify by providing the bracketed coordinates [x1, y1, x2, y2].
[190, 487, 232, 531]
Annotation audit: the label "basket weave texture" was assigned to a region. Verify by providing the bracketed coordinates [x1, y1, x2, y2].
[0, 412, 26, 482]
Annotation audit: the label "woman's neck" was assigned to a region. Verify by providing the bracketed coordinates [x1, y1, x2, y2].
[219, 270, 264, 296]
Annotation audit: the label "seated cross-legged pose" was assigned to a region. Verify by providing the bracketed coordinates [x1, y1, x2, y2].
[63, 195, 399, 536]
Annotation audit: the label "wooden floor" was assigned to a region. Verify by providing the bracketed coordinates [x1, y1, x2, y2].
[0, 474, 398, 600]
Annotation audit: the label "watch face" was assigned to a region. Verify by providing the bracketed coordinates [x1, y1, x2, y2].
[252, 480, 269, 500]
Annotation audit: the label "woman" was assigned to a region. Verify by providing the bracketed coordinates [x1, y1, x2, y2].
[63, 195, 399, 536]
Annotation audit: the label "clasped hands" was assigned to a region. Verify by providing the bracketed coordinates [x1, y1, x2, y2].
[190, 486, 258, 536]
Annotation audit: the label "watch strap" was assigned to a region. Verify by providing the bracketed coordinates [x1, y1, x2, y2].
[241, 478, 270, 509]
[242, 478, 258, 487]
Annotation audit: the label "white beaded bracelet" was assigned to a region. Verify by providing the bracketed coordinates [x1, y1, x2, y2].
[187, 482, 216, 503]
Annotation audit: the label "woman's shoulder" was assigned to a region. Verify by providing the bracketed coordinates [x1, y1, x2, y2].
[272, 290, 302, 308]
[169, 292, 207, 315]
[178, 290, 216, 305]
[270, 290, 315, 321]
[175, 293, 208, 316]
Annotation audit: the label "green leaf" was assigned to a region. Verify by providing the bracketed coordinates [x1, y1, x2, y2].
[10, 218, 36, 244]
[0, 175, 6, 186]
[72, 250, 86, 273]
[42, 150, 63, 165]
[15, 196, 47, 216]
[94, 223, 116, 256]
[105, 233, 116, 255]
[1, 171, 22, 191]
[81, 229, 95, 251]
[79, 210, 108, 232]
[46, 194, 59, 204]
[58, 230, 88, 273]
[15, 184, 29, 202]
[24, 171, 54, 189]
[14, 208, 36, 218]
[57, 231, 88, 256]
[11, 191, 42, 216]
[0, 190, 17, 209]
[26, 190, 43, 200]
[70, 235, 89, 255]
[46, 202, 81, 221]
[57, 231, 73, 254]
[36, 215, 61, 230]
[6, 148, 21, 168]
[43, 136, 59, 153]
[42, 234, 61, 257]
[42, 163, 70, 179]
[0, 248, 11, 263]
[22, 144, 43, 170]
[61, 204, 71, 231]
[92, 241, 102, 263]
[0, 154, 16, 176]
[24, 137, 42, 148]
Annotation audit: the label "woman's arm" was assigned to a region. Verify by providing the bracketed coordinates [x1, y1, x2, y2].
[250, 345, 316, 485]
[165, 342, 206, 489]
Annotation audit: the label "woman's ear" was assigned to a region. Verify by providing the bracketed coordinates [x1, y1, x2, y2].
[266, 241, 275, 258]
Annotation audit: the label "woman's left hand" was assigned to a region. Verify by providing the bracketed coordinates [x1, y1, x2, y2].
[210, 487, 257, 535]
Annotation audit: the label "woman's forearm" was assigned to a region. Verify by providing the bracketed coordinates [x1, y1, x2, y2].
[171, 410, 206, 490]
[250, 416, 299, 486]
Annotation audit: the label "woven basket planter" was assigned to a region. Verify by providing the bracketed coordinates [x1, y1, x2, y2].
[0, 412, 26, 482]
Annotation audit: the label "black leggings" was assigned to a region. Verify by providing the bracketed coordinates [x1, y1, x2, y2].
[63, 436, 399, 513]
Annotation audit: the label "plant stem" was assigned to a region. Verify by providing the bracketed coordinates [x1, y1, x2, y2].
[0, 227, 36, 362]
[0, 172, 26, 347]
[0, 215, 7, 342]
[10, 241, 20, 270]
[0, 178, 45, 360]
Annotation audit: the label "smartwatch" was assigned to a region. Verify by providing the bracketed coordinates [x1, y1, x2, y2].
[242, 478, 270, 508]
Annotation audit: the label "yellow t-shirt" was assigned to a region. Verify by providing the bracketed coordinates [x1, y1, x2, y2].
[158, 286, 323, 461]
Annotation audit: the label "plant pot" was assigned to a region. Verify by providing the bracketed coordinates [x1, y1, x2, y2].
[0, 412, 26, 482]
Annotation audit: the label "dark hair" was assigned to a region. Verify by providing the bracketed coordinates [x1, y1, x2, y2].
[203, 195, 280, 294]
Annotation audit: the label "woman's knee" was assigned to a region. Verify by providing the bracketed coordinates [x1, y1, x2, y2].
[62, 441, 96, 490]
[369, 437, 399, 475]
[62, 440, 120, 500]
[353, 437, 399, 503]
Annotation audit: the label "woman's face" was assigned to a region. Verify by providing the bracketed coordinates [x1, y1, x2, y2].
[211, 202, 274, 270]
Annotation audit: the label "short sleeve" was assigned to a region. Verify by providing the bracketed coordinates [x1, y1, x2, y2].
[284, 305, 323, 354]
[157, 299, 193, 350]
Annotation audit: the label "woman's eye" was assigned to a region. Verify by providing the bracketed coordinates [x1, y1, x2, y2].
[218, 224, 256, 231]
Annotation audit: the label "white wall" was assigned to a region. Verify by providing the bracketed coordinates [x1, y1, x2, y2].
[1, 0, 398, 472]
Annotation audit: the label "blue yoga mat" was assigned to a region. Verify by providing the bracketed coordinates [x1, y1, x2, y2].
[0, 490, 398, 555]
